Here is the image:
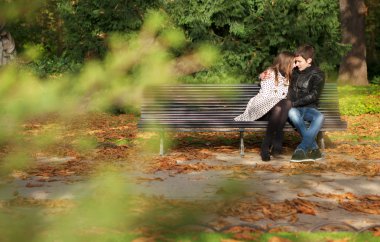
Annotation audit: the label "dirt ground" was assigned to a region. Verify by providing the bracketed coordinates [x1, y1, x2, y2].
[1, 113, 380, 233]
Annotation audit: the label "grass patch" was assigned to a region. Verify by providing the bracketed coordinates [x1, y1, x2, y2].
[327, 114, 380, 143]
[338, 85, 380, 116]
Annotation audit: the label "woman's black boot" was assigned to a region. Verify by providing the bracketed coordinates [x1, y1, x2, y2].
[260, 139, 271, 162]
[260, 150, 271, 161]
[271, 131, 284, 157]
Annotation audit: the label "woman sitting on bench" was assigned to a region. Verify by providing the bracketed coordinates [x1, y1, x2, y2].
[234, 51, 295, 161]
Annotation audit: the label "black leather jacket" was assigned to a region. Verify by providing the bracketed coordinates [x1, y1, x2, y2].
[287, 65, 325, 108]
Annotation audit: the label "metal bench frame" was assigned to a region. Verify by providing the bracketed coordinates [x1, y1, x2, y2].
[138, 83, 347, 156]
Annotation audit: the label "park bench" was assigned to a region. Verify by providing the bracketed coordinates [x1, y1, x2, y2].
[138, 83, 347, 156]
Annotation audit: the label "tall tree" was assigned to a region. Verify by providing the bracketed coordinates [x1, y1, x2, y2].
[339, 0, 368, 85]
[365, 0, 380, 80]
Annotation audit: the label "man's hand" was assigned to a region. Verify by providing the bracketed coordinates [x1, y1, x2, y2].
[259, 69, 270, 80]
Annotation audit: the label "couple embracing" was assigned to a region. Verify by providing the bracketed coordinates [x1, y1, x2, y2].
[235, 44, 325, 163]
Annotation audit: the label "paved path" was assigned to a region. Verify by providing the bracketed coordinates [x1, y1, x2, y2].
[1, 151, 379, 232]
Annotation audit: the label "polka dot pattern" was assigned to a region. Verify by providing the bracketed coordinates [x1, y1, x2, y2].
[234, 69, 289, 121]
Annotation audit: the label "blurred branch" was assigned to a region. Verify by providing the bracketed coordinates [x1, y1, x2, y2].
[172, 54, 205, 76]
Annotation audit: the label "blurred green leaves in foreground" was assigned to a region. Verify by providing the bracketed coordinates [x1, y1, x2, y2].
[0, 11, 220, 241]
[0, 11, 218, 176]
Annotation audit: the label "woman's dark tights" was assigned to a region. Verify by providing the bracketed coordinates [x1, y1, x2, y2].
[261, 99, 292, 161]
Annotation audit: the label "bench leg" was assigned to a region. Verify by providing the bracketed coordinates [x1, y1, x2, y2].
[240, 130, 245, 157]
[159, 131, 164, 156]
[317, 131, 325, 150]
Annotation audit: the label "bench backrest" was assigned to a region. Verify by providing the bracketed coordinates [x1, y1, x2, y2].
[139, 83, 347, 131]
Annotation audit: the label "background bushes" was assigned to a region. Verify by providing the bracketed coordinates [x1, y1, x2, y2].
[4, 0, 380, 84]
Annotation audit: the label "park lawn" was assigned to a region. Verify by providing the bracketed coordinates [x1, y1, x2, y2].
[327, 114, 380, 143]
[338, 85, 380, 116]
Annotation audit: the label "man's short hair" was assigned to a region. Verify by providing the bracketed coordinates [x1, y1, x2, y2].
[295, 44, 315, 62]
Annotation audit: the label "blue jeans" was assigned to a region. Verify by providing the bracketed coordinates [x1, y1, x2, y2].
[288, 107, 324, 151]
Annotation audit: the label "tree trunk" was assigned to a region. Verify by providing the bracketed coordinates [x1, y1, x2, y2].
[339, 0, 368, 85]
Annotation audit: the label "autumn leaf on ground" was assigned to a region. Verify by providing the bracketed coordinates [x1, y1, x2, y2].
[220, 239, 242, 242]
[233, 232, 260, 241]
[131, 237, 157, 242]
[313, 192, 357, 202]
[339, 200, 380, 215]
[287, 198, 317, 215]
[268, 236, 292, 242]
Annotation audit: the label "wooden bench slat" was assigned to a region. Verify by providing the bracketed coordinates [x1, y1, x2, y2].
[138, 83, 346, 155]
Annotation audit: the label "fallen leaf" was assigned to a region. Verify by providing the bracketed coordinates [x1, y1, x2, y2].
[268, 236, 292, 242]
[220, 239, 242, 242]
[25, 182, 44, 188]
[297, 192, 309, 197]
[233, 232, 259, 240]
[363, 195, 380, 201]
[131, 237, 156, 242]
[289, 198, 317, 215]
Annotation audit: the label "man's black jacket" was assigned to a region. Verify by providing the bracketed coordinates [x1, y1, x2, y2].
[288, 65, 325, 108]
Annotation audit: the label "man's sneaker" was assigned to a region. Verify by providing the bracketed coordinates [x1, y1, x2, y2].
[308, 148, 323, 161]
[290, 149, 313, 162]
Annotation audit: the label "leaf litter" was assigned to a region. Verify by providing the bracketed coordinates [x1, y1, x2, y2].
[0, 112, 379, 234]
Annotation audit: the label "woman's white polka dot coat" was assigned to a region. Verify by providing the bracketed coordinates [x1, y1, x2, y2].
[234, 69, 289, 121]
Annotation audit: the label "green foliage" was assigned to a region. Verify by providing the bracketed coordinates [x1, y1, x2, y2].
[6, 0, 380, 83]
[7, 0, 63, 56]
[339, 84, 380, 115]
[7, 0, 161, 76]
[7, 0, 347, 81]
[0, 0, 44, 20]
[165, 0, 346, 83]
[57, 0, 157, 61]
[371, 76, 380, 85]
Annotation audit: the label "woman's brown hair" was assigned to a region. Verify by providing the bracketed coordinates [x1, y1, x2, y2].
[269, 51, 295, 86]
